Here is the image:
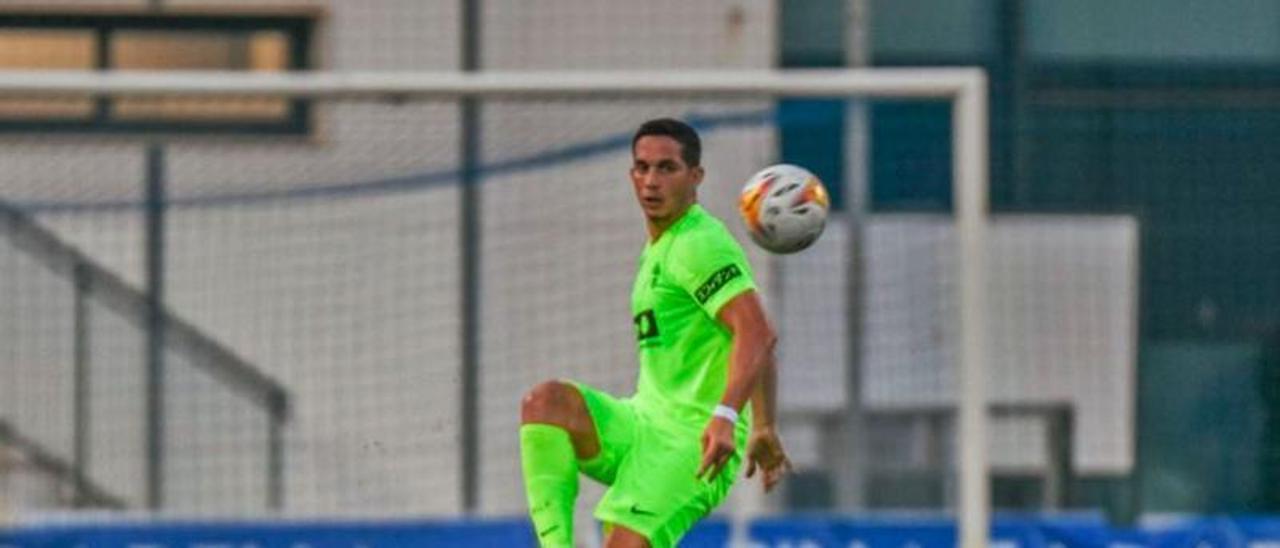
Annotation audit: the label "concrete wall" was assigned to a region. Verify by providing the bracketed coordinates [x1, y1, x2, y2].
[0, 0, 777, 517]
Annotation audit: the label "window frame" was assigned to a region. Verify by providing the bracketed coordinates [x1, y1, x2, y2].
[0, 7, 316, 135]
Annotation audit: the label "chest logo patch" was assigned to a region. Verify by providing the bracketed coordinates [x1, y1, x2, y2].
[634, 309, 659, 341]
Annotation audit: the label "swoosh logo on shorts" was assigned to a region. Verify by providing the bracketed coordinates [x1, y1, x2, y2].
[629, 504, 656, 516]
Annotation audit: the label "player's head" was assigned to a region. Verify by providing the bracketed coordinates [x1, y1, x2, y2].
[630, 118, 704, 230]
[632, 118, 701, 168]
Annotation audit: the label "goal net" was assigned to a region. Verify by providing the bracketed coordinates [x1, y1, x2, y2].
[0, 69, 1092, 548]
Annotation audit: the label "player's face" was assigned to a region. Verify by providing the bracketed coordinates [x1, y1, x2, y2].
[631, 135, 703, 229]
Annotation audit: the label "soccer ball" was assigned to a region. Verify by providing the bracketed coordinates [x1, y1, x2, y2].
[738, 164, 830, 254]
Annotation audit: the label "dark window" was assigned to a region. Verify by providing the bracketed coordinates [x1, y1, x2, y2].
[0, 10, 315, 135]
[778, 0, 847, 211]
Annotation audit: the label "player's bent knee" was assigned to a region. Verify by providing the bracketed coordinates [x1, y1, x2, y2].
[520, 380, 580, 424]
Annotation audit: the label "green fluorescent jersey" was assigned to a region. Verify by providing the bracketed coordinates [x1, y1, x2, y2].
[631, 204, 757, 431]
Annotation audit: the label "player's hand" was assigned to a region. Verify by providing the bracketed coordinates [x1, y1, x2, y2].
[745, 425, 791, 493]
[697, 416, 737, 482]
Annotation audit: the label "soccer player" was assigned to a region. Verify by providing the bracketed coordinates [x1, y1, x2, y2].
[519, 118, 790, 548]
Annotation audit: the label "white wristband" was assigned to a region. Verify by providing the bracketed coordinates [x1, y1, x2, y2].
[712, 404, 739, 424]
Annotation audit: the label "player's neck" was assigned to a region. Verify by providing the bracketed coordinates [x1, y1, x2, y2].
[646, 202, 696, 242]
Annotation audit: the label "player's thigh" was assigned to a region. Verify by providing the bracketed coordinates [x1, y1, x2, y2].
[594, 421, 743, 548]
[567, 381, 638, 485]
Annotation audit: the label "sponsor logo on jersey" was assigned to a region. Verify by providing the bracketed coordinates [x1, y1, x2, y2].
[695, 264, 742, 304]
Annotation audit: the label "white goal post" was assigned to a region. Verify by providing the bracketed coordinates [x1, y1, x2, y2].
[0, 68, 990, 547]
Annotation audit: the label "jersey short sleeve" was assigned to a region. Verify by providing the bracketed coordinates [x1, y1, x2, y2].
[667, 226, 757, 319]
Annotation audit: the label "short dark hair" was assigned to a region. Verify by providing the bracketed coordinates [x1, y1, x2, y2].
[632, 118, 702, 167]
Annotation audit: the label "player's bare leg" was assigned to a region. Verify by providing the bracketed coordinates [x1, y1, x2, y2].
[520, 380, 601, 547]
[604, 523, 651, 548]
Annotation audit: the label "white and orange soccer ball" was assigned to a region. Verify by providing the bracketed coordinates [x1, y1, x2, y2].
[738, 164, 830, 254]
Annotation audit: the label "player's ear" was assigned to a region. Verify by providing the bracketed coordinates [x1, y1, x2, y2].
[691, 165, 705, 185]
